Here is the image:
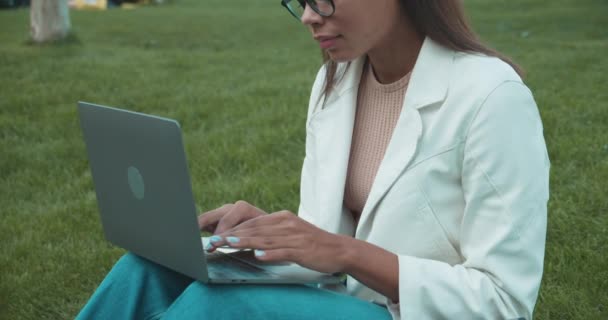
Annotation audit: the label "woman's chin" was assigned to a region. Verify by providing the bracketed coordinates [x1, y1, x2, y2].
[326, 49, 359, 63]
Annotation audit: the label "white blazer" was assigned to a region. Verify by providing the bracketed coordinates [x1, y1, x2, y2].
[297, 38, 550, 319]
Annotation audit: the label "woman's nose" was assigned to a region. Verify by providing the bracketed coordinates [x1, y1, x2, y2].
[301, 4, 323, 25]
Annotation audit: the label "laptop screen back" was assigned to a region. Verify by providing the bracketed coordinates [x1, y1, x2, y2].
[78, 102, 208, 281]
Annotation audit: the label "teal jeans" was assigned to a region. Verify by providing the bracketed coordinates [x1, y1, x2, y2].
[76, 253, 392, 319]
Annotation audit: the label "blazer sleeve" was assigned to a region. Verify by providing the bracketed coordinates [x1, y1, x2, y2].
[298, 65, 327, 224]
[395, 81, 550, 319]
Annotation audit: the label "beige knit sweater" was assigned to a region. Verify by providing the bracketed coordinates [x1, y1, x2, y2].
[344, 61, 412, 222]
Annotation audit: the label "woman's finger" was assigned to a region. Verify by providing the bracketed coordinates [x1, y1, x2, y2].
[223, 210, 295, 234]
[222, 235, 301, 251]
[206, 226, 290, 251]
[214, 201, 267, 234]
[206, 210, 301, 250]
[253, 248, 300, 264]
[223, 224, 297, 239]
[197, 204, 233, 231]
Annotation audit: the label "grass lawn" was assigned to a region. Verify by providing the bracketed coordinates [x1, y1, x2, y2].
[0, 0, 606, 318]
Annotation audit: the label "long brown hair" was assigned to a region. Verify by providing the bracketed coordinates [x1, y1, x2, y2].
[321, 0, 523, 98]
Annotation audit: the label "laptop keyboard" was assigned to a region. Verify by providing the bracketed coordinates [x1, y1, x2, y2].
[206, 251, 278, 279]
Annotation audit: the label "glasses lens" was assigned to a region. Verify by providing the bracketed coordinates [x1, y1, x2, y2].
[313, 0, 334, 16]
[283, 0, 334, 20]
[285, 0, 305, 19]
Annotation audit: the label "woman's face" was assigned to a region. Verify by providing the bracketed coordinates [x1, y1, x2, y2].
[302, 0, 405, 62]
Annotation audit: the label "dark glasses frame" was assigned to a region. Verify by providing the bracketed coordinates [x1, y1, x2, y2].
[280, 0, 335, 20]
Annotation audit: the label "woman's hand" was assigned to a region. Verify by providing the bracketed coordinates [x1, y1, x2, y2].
[205, 209, 400, 301]
[197, 200, 267, 236]
[207, 211, 351, 274]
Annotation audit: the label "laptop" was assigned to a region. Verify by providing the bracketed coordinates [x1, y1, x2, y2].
[77, 101, 343, 285]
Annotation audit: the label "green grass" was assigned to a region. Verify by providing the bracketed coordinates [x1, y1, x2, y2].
[0, 0, 606, 318]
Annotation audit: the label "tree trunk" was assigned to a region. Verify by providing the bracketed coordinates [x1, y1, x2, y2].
[30, 0, 71, 43]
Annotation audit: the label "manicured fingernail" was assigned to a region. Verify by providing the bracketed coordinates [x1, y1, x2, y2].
[210, 236, 222, 243]
[254, 250, 265, 257]
[226, 237, 240, 244]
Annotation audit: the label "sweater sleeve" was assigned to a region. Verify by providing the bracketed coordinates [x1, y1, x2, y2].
[395, 81, 550, 319]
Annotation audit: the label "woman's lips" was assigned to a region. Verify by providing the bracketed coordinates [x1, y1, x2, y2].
[317, 36, 339, 49]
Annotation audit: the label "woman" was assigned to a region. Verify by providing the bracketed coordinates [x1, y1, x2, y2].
[77, 0, 550, 319]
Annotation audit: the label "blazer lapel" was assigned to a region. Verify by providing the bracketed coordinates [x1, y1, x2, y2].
[356, 38, 456, 239]
[307, 57, 366, 235]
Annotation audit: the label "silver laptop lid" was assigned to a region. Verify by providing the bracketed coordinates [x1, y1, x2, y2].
[78, 101, 208, 282]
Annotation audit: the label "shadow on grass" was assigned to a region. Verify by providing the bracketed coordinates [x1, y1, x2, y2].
[23, 31, 82, 47]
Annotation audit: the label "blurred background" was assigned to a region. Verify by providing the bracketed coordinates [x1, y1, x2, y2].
[0, 0, 167, 9]
[1, 0, 607, 319]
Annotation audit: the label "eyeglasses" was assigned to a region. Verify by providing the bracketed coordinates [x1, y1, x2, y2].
[280, 0, 335, 21]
